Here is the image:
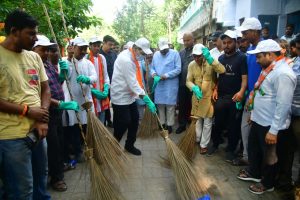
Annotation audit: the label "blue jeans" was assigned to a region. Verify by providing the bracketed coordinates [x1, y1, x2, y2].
[32, 139, 51, 200]
[98, 111, 106, 124]
[0, 138, 33, 200]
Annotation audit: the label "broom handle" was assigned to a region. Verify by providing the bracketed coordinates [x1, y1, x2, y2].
[42, 3, 88, 146]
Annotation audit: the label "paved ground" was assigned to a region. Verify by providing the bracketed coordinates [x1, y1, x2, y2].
[49, 125, 295, 200]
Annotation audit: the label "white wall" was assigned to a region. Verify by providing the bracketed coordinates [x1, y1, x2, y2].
[285, 0, 300, 14]
[218, 0, 237, 26]
[235, 0, 251, 26]
[250, 0, 281, 17]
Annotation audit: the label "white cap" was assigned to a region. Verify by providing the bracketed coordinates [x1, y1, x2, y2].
[73, 37, 88, 46]
[33, 35, 55, 48]
[135, 38, 152, 55]
[221, 30, 237, 40]
[158, 38, 169, 50]
[247, 39, 282, 54]
[125, 41, 134, 49]
[89, 36, 102, 44]
[236, 30, 243, 38]
[236, 17, 262, 31]
[192, 44, 205, 55]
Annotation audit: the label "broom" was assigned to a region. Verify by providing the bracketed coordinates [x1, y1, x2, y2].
[177, 116, 198, 161]
[137, 107, 160, 138]
[43, 3, 125, 199]
[57, 0, 130, 179]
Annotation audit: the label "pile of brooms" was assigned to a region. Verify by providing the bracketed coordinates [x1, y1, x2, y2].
[43, 1, 208, 199]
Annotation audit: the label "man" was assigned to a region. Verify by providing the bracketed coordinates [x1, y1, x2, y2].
[63, 37, 97, 162]
[237, 39, 296, 195]
[209, 31, 223, 60]
[112, 40, 120, 54]
[262, 26, 270, 40]
[233, 17, 263, 166]
[238, 38, 250, 54]
[208, 30, 248, 162]
[176, 32, 194, 134]
[290, 39, 298, 59]
[87, 37, 110, 123]
[111, 37, 156, 156]
[186, 44, 225, 154]
[100, 35, 117, 127]
[0, 10, 51, 199]
[281, 24, 296, 43]
[34, 35, 80, 193]
[151, 38, 181, 134]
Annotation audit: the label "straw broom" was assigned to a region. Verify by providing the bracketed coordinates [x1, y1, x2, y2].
[43, 3, 125, 199]
[177, 117, 198, 161]
[137, 107, 160, 138]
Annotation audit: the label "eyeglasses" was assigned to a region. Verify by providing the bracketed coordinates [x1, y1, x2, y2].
[193, 55, 201, 59]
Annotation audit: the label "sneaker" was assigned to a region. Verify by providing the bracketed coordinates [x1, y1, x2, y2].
[206, 146, 218, 157]
[175, 126, 186, 134]
[248, 183, 274, 195]
[125, 146, 141, 156]
[167, 126, 172, 134]
[237, 169, 261, 183]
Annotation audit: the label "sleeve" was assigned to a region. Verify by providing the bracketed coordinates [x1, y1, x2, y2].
[67, 60, 73, 79]
[164, 52, 182, 78]
[120, 59, 145, 96]
[269, 73, 296, 135]
[101, 55, 110, 86]
[241, 55, 248, 75]
[211, 59, 226, 74]
[185, 63, 195, 90]
[36, 54, 48, 82]
[87, 60, 98, 84]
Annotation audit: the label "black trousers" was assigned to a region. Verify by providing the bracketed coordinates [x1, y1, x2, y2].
[112, 102, 139, 147]
[211, 95, 242, 151]
[177, 85, 192, 127]
[47, 109, 64, 182]
[247, 122, 280, 188]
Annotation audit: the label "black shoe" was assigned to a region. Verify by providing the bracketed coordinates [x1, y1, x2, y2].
[176, 126, 186, 134]
[225, 151, 236, 163]
[207, 146, 218, 157]
[167, 126, 172, 134]
[125, 146, 141, 156]
[160, 124, 167, 130]
[106, 120, 113, 128]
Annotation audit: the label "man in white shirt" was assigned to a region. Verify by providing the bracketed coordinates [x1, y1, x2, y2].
[87, 37, 110, 123]
[237, 39, 296, 195]
[209, 31, 223, 60]
[281, 24, 296, 43]
[62, 37, 97, 162]
[111, 38, 156, 156]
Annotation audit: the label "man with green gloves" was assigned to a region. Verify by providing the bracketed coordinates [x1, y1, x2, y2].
[186, 44, 225, 155]
[87, 36, 110, 123]
[62, 37, 97, 163]
[111, 37, 156, 156]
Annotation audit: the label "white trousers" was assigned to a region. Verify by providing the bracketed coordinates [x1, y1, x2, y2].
[158, 104, 175, 126]
[196, 117, 213, 148]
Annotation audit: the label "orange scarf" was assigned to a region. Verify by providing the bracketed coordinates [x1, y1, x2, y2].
[129, 48, 144, 89]
[88, 52, 110, 113]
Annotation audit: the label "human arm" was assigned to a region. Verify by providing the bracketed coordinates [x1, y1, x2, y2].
[232, 75, 247, 102]
[186, 64, 202, 99]
[40, 81, 51, 110]
[211, 60, 226, 74]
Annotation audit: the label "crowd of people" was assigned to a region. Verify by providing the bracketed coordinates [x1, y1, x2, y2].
[0, 9, 300, 200]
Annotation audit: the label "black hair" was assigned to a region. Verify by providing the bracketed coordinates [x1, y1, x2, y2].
[286, 24, 294, 30]
[262, 26, 269, 31]
[273, 51, 281, 56]
[290, 39, 296, 47]
[103, 35, 116, 43]
[4, 9, 38, 35]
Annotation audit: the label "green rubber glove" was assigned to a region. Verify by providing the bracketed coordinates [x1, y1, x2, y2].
[58, 101, 79, 111]
[91, 88, 106, 100]
[143, 95, 157, 113]
[236, 101, 243, 110]
[152, 75, 161, 93]
[202, 47, 214, 65]
[192, 85, 203, 100]
[76, 75, 90, 84]
[58, 60, 69, 82]
[102, 83, 109, 97]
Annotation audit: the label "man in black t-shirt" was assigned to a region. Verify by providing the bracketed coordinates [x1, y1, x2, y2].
[208, 30, 248, 162]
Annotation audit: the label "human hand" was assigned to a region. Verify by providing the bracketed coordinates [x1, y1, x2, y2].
[212, 88, 218, 102]
[265, 132, 277, 145]
[192, 85, 203, 100]
[232, 91, 243, 102]
[160, 75, 167, 80]
[76, 75, 91, 84]
[58, 101, 80, 111]
[33, 122, 48, 139]
[27, 107, 49, 123]
[202, 47, 214, 65]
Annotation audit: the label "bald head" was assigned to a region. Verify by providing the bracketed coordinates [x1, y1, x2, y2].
[183, 33, 194, 48]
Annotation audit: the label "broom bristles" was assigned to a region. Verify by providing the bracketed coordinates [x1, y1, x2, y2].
[165, 137, 206, 200]
[89, 157, 124, 200]
[138, 107, 160, 138]
[177, 119, 197, 160]
[87, 111, 130, 179]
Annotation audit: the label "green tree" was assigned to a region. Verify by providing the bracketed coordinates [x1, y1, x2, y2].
[0, 0, 102, 44]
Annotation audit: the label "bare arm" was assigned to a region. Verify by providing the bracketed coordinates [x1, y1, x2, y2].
[40, 81, 51, 110]
[0, 99, 24, 115]
[232, 75, 247, 102]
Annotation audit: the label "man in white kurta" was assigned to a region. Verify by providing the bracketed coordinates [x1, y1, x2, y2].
[111, 38, 156, 156]
[62, 37, 97, 161]
[151, 38, 181, 134]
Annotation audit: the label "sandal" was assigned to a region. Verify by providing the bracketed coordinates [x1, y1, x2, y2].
[232, 158, 249, 166]
[248, 183, 274, 195]
[200, 147, 208, 155]
[237, 169, 261, 183]
[51, 180, 67, 192]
